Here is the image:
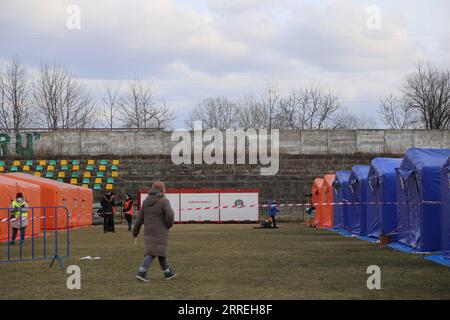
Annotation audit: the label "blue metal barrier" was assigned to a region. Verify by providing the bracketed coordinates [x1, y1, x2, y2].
[0, 206, 70, 269]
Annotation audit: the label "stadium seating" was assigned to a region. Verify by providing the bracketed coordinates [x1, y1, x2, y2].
[0, 158, 119, 192]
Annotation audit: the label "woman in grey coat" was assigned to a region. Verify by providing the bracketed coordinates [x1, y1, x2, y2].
[133, 181, 176, 282]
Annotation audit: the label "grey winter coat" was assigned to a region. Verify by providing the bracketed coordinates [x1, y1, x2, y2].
[132, 188, 175, 257]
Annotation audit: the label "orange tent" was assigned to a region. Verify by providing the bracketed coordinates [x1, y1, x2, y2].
[76, 186, 93, 227]
[5, 173, 80, 230]
[311, 178, 324, 227]
[0, 175, 41, 242]
[321, 174, 336, 228]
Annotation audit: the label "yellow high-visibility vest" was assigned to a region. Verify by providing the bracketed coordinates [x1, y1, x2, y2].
[11, 200, 28, 218]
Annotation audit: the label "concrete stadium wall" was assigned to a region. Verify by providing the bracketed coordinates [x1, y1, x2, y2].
[1, 129, 449, 157]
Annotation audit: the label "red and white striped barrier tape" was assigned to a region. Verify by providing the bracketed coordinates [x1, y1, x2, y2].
[0, 200, 441, 222]
[180, 200, 441, 211]
[0, 214, 72, 224]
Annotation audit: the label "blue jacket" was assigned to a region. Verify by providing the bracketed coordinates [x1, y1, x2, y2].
[268, 204, 279, 217]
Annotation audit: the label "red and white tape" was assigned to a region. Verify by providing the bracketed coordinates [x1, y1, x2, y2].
[0, 214, 71, 224]
[180, 200, 441, 211]
[0, 200, 441, 223]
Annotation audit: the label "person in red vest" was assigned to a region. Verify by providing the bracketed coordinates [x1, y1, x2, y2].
[123, 194, 134, 232]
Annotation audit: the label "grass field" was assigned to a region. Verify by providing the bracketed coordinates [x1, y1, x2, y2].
[1, 223, 450, 300]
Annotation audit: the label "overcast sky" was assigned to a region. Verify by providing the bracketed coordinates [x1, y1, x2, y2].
[1, 0, 449, 129]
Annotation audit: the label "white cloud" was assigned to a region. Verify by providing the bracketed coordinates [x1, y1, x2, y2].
[0, 0, 449, 128]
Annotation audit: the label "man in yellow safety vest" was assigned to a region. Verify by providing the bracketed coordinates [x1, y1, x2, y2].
[9, 193, 29, 245]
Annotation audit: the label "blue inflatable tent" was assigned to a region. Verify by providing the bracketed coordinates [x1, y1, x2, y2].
[442, 157, 450, 259]
[348, 165, 370, 236]
[367, 158, 402, 239]
[332, 171, 352, 230]
[396, 148, 450, 252]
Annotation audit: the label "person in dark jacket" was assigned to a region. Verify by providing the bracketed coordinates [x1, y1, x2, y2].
[123, 194, 134, 232]
[101, 192, 115, 233]
[133, 181, 176, 282]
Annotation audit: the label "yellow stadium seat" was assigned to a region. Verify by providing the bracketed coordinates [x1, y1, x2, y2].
[61, 160, 68, 166]
[70, 178, 77, 185]
[58, 172, 65, 178]
[112, 160, 120, 165]
[87, 159, 94, 165]
[106, 184, 113, 190]
[82, 184, 89, 188]
[34, 172, 41, 177]
[39, 160, 47, 166]
[47, 165, 55, 171]
[83, 171, 91, 178]
[73, 165, 80, 171]
[111, 171, 119, 178]
[95, 178, 102, 184]
[22, 165, 30, 171]
[0, 166, 4, 172]
[13, 160, 20, 166]
[99, 165, 106, 171]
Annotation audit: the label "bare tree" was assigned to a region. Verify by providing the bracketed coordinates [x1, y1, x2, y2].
[186, 96, 239, 130]
[403, 62, 450, 129]
[261, 81, 280, 130]
[33, 63, 95, 130]
[237, 95, 270, 129]
[119, 79, 172, 130]
[100, 81, 122, 130]
[153, 99, 176, 130]
[330, 107, 377, 129]
[278, 86, 340, 130]
[379, 94, 418, 129]
[0, 59, 33, 132]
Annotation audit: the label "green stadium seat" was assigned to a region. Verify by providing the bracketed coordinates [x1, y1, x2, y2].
[111, 165, 118, 171]
[71, 171, 79, 178]
[72, 160, 80, 165]
[86, 164, 94, 171]
[57, 178, 64, 183]
[96, 171, 104, 178]
[100, 159, 108, 165]
[35, 165, 43, 171]
[49, 160, 57, 166]
[82, 178, 90, 184]
[25, 160, 33, 166]
[61, 165, 68, 170]
[93, 184, 101, 190]
[107, 178, 114, 184]
[0, 160, 5, 166]
[10, 166, 18, 172]
[45, 171, 54, 178]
